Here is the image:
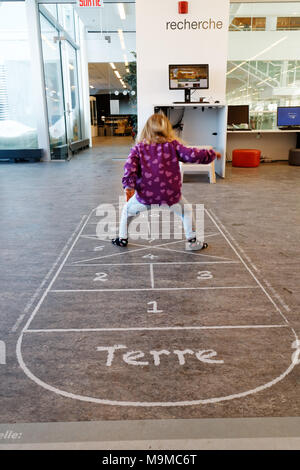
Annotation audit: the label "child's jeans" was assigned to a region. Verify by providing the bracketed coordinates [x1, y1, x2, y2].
[119, 193, 196, 240]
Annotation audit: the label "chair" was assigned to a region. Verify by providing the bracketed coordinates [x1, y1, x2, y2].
[114, 121, 126, 136]
[179, 146, 216, 184]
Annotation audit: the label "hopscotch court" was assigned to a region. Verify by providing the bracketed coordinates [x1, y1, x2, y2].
[17, 203, 298, 409]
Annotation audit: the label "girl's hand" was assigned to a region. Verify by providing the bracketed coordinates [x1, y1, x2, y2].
[216, 152, 222, 159]
[125, 188, 135, 201]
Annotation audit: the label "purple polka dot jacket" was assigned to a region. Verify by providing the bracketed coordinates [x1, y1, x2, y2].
[122, 140, 216, 206]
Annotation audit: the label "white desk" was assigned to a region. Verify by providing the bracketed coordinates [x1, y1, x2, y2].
[154, 103, 227, 178]
[227, 129, 300, 161]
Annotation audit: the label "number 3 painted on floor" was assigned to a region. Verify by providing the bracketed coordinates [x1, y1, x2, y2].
[197, 271, 213, 280]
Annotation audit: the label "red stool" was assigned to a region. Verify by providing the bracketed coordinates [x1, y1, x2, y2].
[232, 149, 261, 167]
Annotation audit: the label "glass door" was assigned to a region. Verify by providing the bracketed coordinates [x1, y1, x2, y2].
[40, 14, 67, 151]
[61, 41, 81, 142]
[39, 5, 81, 155]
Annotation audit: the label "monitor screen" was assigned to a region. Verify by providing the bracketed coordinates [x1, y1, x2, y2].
[169, 64, 209, 90]
[277, 107, 300, 127]
[227, 105, 249, 125]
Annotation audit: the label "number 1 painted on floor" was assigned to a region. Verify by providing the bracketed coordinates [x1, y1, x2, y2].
[147, 301, 163, 314]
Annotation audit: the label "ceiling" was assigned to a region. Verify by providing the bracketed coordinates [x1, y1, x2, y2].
[76, 2, 136, 94]
[75, 2, 136, 32]
[88, 62, 131, 94]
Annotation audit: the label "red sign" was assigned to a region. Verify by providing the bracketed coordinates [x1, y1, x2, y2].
[78, 0, 103, 7]
[178, 1, 189, 14]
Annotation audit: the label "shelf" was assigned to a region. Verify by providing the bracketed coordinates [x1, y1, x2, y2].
[228, 129, 300, 134]
[154, 103, 226, 108]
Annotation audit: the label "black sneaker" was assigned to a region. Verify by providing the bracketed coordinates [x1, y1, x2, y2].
[112, 237, 128, 247]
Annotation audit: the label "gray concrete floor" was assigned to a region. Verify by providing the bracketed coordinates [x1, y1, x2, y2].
[0, 136, 300, 448]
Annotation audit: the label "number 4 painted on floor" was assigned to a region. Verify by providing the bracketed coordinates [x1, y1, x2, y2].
[143, 254, 158, 260]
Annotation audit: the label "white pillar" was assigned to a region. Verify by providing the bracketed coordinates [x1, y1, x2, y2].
[25, 0, 51, 161]
[77, 17, 92, 147]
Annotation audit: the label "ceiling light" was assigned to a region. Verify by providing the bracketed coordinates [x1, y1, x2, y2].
[126, 68, 130, 73]
[124, 54, 128, 66]
[118, 29, 126, 50]
[89, 85, 95, 89]
[114, 70, 121, 79]
[110, 63, 116, 70]
[118, 3, 126, 20]
[123, 90, 128, 95]
[115, 91, 119, 95]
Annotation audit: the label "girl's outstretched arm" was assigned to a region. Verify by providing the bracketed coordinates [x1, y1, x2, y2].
[174, 141, 219, 164]
[122, 146, 140, 189]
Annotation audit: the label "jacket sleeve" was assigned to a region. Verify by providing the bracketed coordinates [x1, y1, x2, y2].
[174, 141, 216, 164]
[122, 146, 140, 189]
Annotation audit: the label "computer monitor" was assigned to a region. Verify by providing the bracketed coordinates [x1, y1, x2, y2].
[277, 106, 300, 128]
[169, 64, 209, 103]
[227, 105, 249, 126]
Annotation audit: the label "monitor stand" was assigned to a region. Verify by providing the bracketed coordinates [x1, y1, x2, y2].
[173, 90, 209, 104]
[173, 89, 191, 104]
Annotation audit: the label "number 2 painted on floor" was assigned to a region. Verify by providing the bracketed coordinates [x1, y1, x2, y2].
[94, 272, 108, 282]
[197, 271, 213, 280]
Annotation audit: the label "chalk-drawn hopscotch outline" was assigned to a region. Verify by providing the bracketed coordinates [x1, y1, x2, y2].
[16, 207, 299, 407]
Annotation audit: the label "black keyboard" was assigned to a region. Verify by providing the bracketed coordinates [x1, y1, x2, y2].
[278, 127, 300, 130]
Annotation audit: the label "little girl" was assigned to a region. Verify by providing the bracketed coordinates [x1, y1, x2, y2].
[112, 113, 221, 250]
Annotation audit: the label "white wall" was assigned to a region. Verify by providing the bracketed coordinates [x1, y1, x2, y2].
[136, 0, 230, 131]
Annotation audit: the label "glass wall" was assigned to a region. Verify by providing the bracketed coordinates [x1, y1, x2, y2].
[0, 2, 38, 149]
[39, 5, 82, 152]
[227, 2, 300, 129]
[42, 4, 76, 40]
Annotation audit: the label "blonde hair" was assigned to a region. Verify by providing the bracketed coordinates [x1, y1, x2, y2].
[137, 113, 180, 145]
